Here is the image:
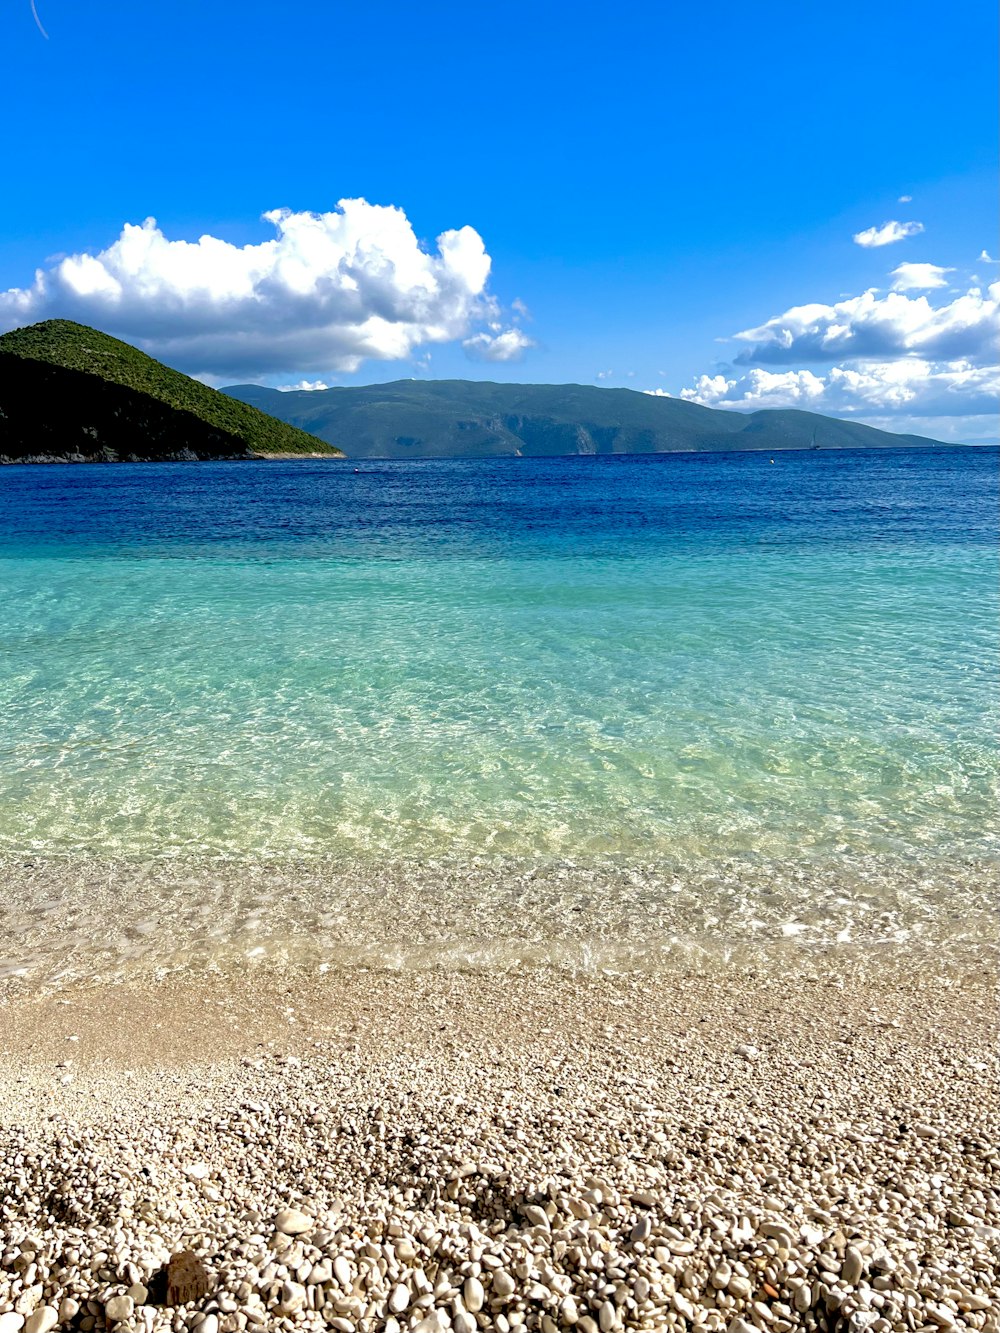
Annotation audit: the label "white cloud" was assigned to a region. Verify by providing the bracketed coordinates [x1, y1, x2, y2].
[675, 369, 826, 409]
[0, 200, 507, 378]
[668, 242, 997, 442]
[980, 250, 999, 264]
[898, 195, 912, 203]
[732, 280, 999, 365]
[595, 369, 614, 380]
[462, 327, 535, 362]
[853, 219, 924, 248]
[889, 262, 954, 291]
[511, 297, 531, 320]
[673, 359, 999, 423]
[278, 380, 329, 392]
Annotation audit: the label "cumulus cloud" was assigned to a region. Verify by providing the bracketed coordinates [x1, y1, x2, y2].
[672, 360, 999, 421]
[462, 327, 535, 362]
[278, 380, 330, 392]
[853, 219, 925, 248]
[666, 246, 997, 442]
[898, 195, 913, 203]
[889, 262, 954, 291]
[0, 200, 515, 378]
[732, 281, 999, 366]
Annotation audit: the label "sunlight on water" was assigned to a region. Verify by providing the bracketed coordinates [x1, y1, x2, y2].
[0, 449, 997, 987]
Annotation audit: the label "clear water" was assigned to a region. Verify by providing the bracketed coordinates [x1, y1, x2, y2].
[0, 449, 997, 985]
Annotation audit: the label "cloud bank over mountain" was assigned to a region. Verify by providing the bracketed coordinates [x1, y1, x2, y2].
[675, 360, 998, 417]
[0, 201, 527, 378]
[665, 253, 998, 442]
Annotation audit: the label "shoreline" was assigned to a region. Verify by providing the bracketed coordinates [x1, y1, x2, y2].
[1, 961, 997, 1331]
[3, 851, 997, 1004]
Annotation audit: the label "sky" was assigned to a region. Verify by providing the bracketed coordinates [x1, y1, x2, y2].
[2, 0, 997, 443]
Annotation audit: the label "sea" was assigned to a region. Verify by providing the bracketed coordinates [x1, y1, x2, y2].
[1, 447, 997, 989]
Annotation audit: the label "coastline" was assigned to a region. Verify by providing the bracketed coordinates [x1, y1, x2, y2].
[1, 959, 997, 1331]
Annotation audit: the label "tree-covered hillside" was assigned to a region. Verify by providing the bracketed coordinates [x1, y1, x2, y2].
[0, 321, 342, 462]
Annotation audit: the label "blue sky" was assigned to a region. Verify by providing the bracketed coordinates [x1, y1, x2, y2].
[2, 0, 997, 441]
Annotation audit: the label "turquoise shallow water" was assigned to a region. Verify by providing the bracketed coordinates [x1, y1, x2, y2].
[0, 448, 997, 983]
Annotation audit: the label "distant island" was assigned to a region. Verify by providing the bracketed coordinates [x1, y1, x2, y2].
[226, 378, 944, 459]
[0, 321, 342, 464]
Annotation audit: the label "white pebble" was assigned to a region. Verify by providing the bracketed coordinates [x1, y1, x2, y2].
[25, 1312, 57, 1333]
[463, 1277, 485, 1312]
[389, 1284, 410, 1314]
[275, 1208, 313, 1235]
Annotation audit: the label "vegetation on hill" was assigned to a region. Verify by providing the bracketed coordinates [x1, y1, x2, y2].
[0, 321, 341, 462]
[225, 378, 942, 460]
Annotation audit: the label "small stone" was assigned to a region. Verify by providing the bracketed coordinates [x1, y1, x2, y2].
[389, 1285, 410, 1315]
[492, 1270, 515, 1300]
[842, 1246, 865, 1286]
[871, 1249, 895, 1274]
[127, 1284, 149, 1305]
[275, 1208, 313, 1235]
[672, 1294, 696, 1321]
[848, 1314, 879, 1332]
[598, 1301, 616, 1332]
[523, 1204, 549, 1228]
[23, 1313, 56, 1333]
[333, 1256, 352, 1286]
[463, 1277, 485, 1313]
[277, 1282, 305, 1315]
[925, 1305, 957, 1329]
[104, 1298, 134, 1324]
[728, 1275, 753, 1299]
[199, 1318, 219, 1333]
[630, 1215, 652, 1243]
[560, 1295, 579, 1325]
[0, 1316, 25, 1333]
[453, 1313, 476, 1333]
[760, 1221, 795, 1250]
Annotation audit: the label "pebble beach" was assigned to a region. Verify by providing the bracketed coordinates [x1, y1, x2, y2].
[1, 957, 997, 1333]
[1, 453, 997, 1331]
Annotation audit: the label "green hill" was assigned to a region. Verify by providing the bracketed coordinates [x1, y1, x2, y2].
[0, 321, 342, 463]
[225, 378, 943, 459]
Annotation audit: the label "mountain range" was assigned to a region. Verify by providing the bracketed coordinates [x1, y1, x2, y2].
[225, 378, 943, 459]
